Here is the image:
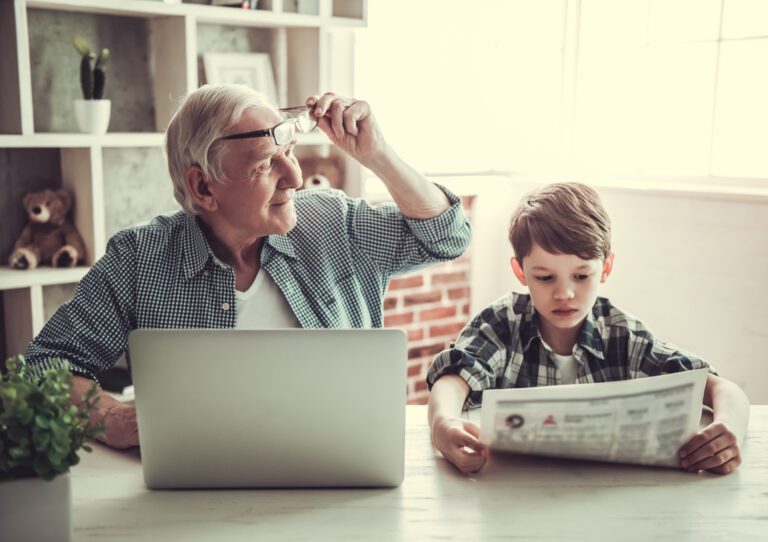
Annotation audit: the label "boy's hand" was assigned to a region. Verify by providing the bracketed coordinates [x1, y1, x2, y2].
[678, 421, 742, 474]
[431, 416, 488, 474]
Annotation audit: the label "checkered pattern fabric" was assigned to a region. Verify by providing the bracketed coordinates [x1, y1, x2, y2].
[426, 292, 713, 408]
[26, 186, 471, 380]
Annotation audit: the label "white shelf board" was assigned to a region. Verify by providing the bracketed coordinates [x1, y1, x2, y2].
[0, 266, 89, 291]
[25, 0, 361, 28]
[25, 0, 180, 18]
[0, 132, 331, 148]
[0, 133, 165, 148]
[326, 16, 366, 27]
[187, 5, 320, 28]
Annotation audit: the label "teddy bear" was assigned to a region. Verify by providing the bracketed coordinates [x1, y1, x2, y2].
[297, 154, 345, 191]
[9, 188, 87, 270]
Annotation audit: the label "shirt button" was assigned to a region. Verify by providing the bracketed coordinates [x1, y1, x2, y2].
[221, 302, 230, 311]
[203, 271, 209, 277]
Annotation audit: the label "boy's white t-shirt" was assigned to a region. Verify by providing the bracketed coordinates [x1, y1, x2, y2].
[234, 270, 301, 329]
[550, 352, 578, 385]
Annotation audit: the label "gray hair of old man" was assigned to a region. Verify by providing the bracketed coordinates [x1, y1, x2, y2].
[165, 84, 273, 215]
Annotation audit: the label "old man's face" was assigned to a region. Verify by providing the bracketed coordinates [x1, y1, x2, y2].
[214, 107, 304, 237]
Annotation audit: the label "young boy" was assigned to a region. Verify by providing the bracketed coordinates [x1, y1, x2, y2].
[426, 183, 750, 475]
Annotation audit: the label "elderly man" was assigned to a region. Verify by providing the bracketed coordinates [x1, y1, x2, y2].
[25, 85, 471, 449]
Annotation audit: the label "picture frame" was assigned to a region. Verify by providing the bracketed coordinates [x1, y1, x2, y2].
[202, 52, 279, 106]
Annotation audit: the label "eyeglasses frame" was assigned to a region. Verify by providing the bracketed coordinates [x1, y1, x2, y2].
[218, 106, 317, 146]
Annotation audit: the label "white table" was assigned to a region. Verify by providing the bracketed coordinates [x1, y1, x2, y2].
[72, 406, 768, 541]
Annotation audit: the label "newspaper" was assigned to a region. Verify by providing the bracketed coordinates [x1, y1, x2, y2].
[479, 369, 709, 468]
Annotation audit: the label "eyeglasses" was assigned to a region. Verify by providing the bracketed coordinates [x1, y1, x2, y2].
[219, 106, 318, 146]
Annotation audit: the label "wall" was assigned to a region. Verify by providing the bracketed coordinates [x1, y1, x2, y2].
[463, 176, 768, 405]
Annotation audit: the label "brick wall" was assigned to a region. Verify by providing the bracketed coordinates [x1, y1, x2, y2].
[382, 196, 474, 404]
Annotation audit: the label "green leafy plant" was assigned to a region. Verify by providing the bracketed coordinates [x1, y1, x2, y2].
[72, 35, 110, 100]
[0, 355, 102, 481]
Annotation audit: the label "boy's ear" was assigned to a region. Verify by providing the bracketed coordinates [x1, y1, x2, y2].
[510, 257, 528, 286]
[600, 253, 615, 283]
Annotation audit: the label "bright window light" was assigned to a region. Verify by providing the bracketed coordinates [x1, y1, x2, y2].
[354, 0, 768, 183]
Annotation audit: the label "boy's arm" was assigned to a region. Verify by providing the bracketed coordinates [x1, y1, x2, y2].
[678, 374, 750, 474]
[428, 375, 488, 474]
[425, 294, 518, 474]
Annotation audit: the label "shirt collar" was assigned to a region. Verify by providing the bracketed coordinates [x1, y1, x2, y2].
[574, 309, 605, 360]
[181, 214, 298, 280]
[265, 233, 297, 259]
[181, 213, 216, 280]
[515, 294, 605, 360]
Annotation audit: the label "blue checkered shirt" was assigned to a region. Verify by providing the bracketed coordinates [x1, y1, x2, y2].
[426, 292, 713, 408]
[26, 186, 471, 380]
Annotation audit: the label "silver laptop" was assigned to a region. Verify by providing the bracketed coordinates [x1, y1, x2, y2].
[128, 329, 407, 489]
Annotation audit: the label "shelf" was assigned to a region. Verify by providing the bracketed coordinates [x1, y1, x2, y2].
[26, 0, 181, 18]
[326, 16, 366, 27]
[1, 0, 366, 362]
[25, 0, 364, 28]
[0, 266, 89, 291]
[187, 4, 321, 28]
[0, 132, 330, 148]
[0, 133, 165, 148]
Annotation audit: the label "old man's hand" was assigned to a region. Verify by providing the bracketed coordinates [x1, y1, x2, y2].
[99, 403, 140, 449]
[307, 92, 388, 169]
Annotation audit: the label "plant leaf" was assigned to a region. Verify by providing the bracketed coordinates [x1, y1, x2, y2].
[34, 414, 49, 428]
[72, 35, 91, 56]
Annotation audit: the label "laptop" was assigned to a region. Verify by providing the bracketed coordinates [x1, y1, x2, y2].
[128, 328, 407, 489]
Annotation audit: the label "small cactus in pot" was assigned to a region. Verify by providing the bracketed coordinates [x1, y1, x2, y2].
[72, 35, 112, 134]
[72, 35, 109, 100]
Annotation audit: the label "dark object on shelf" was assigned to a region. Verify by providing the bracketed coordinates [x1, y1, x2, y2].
[73, 35, 110, 100]
[97, 367, 132, 393]
[210, 0, 253, 8]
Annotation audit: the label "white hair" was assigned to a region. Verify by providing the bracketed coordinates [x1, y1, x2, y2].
[164, 84, 273, 215]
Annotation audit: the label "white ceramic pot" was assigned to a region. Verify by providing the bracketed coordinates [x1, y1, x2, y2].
[74, 99, 111, 134]
[0, 472, 72, 542]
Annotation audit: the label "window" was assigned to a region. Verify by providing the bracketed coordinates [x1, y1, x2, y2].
[355, 0, 566, 174]
[355, 0, 768, 184]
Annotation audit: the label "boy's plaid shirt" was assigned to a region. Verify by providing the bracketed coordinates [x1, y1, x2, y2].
[426, 292, 713, 408]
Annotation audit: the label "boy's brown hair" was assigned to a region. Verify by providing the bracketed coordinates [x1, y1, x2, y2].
[508, 182, 611, 263]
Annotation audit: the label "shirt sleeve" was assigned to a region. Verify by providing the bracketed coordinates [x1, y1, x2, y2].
[24, 231, 139, 382]
[631, 328, 717, 377]
[426, 303, 516, 408]
[345, 184, 472, 276]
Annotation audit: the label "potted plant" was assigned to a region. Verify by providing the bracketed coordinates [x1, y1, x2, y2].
[72, 35, 111, 134]
[0, 355, 102, 542]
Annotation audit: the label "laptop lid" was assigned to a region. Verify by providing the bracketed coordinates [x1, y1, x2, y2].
[128, 329, 407, 489]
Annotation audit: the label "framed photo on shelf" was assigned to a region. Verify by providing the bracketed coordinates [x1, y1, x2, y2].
[202, 52, 278, 106]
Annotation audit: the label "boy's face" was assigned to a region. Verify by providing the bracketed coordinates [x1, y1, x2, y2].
[511, 243, 614, 335]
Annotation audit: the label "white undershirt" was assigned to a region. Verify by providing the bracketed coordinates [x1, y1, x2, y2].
[550, 352, 578, 385]
[234, 270, 300, 329]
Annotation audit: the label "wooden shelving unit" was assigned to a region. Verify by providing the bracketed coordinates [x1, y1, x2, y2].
[0, 0, 366, 358]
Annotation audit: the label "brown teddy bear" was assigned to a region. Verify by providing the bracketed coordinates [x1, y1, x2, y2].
[9, 188, 87, 270]
[297, 154, 345, 191]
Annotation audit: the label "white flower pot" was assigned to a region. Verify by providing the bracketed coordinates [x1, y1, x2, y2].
[0, 472, 72, 542]
[74, 99, 111, 134]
